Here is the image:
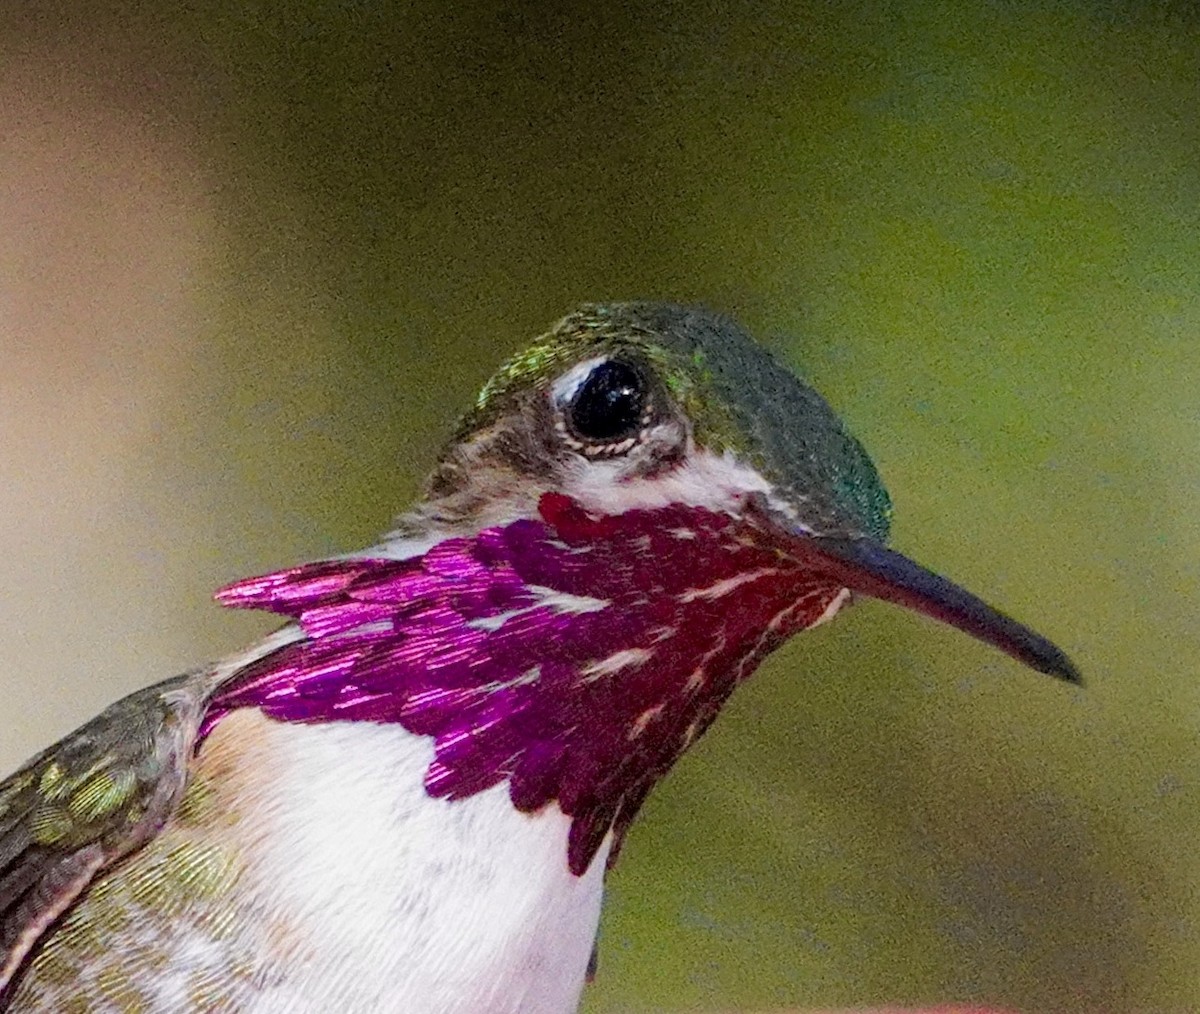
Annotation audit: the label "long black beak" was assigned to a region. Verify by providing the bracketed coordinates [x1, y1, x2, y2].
[790, 535, 1081, 684]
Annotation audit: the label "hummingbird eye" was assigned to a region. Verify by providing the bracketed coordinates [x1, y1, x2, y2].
[563, 359, 649, 452]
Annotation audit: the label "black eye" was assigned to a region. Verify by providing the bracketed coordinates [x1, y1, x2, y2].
[567, 360, 647, 445]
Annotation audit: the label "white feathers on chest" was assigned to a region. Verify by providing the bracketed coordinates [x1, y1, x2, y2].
[203, 713, 608, 1014]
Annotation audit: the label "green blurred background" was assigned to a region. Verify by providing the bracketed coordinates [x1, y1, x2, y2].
[1, 1, 1197, 1010]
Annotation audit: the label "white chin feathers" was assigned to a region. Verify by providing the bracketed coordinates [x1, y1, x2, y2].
[562, 447, 773, 517]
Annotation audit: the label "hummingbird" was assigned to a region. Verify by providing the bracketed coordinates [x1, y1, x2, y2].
[0, 302, 1078, 1013]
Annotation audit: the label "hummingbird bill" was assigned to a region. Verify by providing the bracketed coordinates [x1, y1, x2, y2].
[0, 303, 1078, 1013]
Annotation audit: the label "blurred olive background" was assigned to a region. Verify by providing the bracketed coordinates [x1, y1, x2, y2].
[1, 1, 1197, 1010]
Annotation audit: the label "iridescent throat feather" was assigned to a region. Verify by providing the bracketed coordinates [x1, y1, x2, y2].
[209, 492, 846, 874]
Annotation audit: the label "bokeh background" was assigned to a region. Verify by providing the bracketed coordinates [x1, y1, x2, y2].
[1, 1, 1197, 1010]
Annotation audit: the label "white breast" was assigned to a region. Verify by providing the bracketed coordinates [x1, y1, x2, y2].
[226, 715, 609, 1014]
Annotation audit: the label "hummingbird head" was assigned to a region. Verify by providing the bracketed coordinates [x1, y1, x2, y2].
[420, 302, 891, 543]
[416, 301, 1074, 680]
[214, 302, 1078, 873]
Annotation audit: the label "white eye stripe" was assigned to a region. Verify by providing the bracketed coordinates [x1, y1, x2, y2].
[550, 356, 613, 406]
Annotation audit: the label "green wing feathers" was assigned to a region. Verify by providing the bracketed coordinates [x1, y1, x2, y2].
[0, 674, 209, 1000]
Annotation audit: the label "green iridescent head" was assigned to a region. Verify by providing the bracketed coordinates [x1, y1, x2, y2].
[453, 301, 892, 541]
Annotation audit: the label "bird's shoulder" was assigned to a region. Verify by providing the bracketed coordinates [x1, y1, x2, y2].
[0, 670, 212, 998]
